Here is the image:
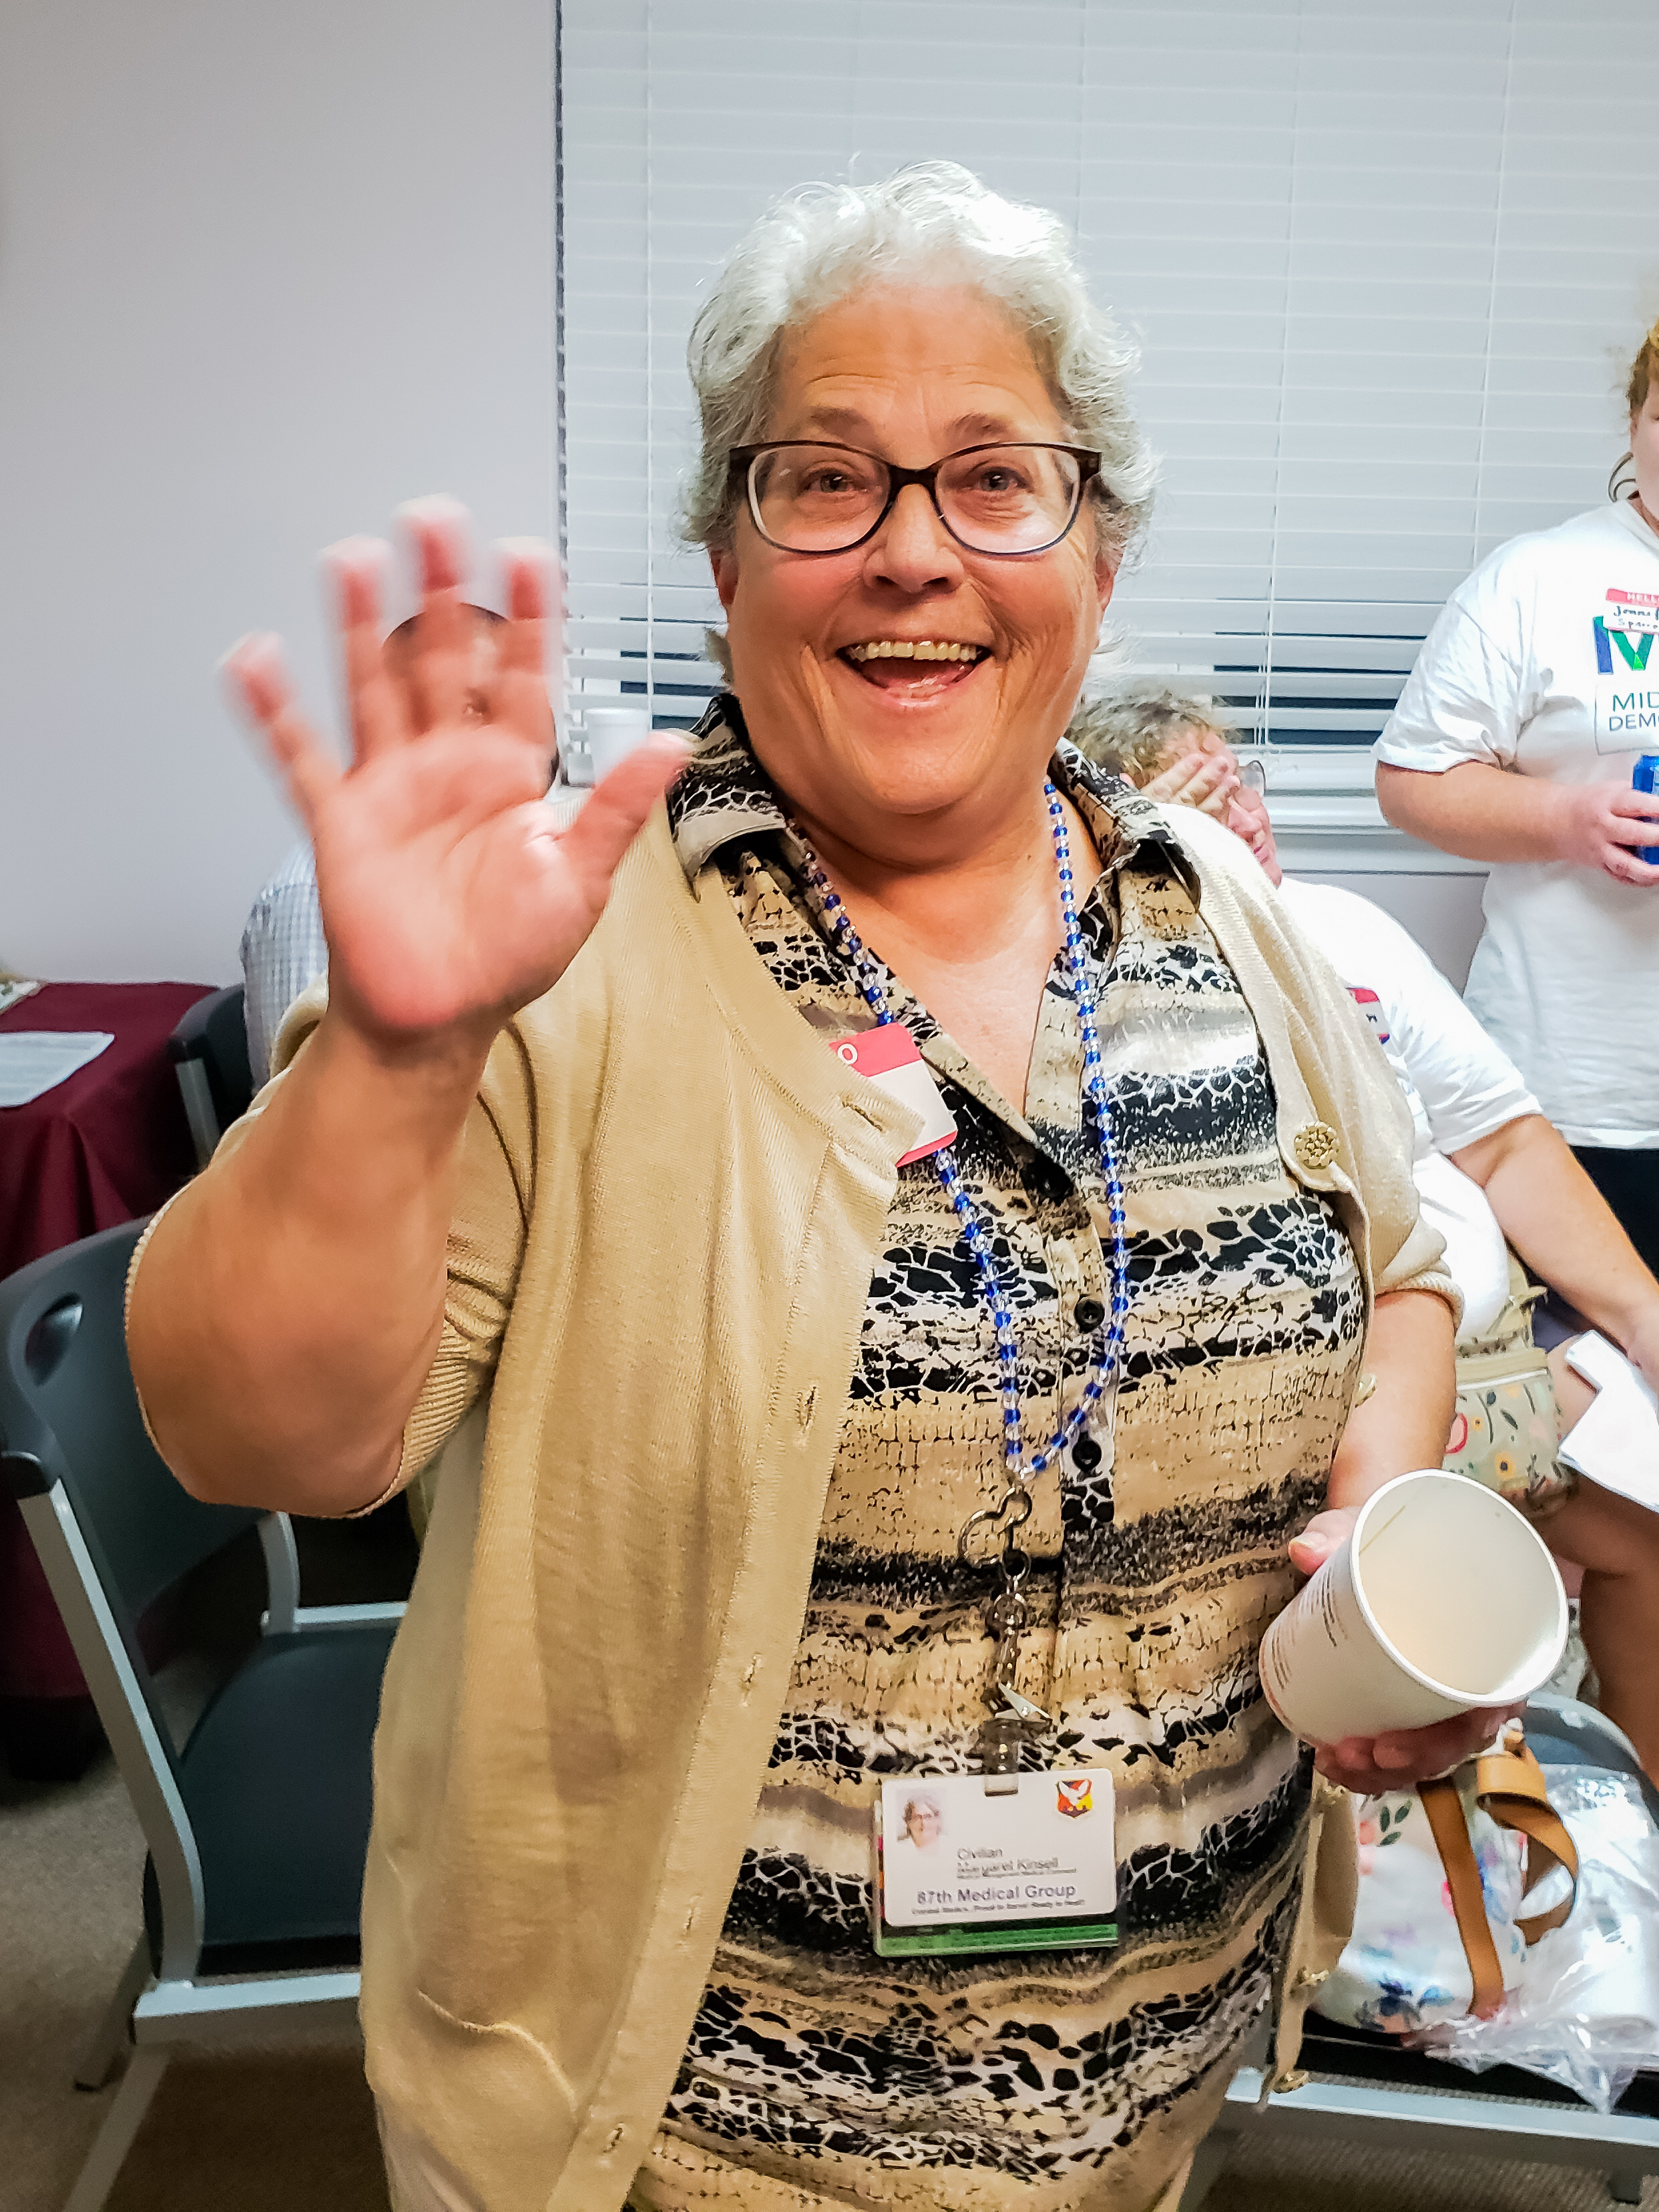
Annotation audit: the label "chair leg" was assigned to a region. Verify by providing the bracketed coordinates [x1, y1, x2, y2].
[1607, 2173, 1644, 2205]
[73, 1934, 150, 2090]
[62, 2048, 169, 2212]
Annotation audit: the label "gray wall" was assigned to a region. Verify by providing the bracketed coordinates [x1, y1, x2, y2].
[0, 0, 554, 984]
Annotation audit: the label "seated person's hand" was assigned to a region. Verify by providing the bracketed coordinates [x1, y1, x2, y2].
[1139, 747, 1238, 821]
[1284, 1506, 1524, 1793]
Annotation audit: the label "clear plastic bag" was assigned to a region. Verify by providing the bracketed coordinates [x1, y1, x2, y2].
[1416, 1765, 1659, 2111]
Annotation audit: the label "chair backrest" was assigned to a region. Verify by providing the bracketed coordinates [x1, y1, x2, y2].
[168, 984, 254, 1166]
[0, 1221, 264, 1739]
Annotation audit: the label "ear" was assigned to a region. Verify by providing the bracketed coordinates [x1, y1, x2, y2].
[1094, 548, 1118, 620]
[710, 545, 740, 612]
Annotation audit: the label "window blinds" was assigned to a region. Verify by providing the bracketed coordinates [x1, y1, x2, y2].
[560, 0, 1654, 791]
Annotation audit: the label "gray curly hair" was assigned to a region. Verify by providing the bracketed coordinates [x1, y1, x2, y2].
[680, 162, 1157, 585]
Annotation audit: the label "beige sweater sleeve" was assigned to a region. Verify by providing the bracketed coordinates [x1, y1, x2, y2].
[398, 1078, 528, 1482]
[268, 989, 531, 1500]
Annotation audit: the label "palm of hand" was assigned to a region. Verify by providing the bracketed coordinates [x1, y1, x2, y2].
[315, 730, 600, 1041]
[227, 523, 686, 1051]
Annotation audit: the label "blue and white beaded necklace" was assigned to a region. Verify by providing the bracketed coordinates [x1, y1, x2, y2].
[796, 779, 1132, 1749]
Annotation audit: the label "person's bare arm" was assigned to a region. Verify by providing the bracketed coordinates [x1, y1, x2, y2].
[1377, 758, 1659, 885]
[1450, 1114, 1659, 1389]
[1282, 1287, 1517, 1790]
[1317, 1285, 1458, 1520]
[130, 1017, 491, 1515]
[127, 513, 684, 1515]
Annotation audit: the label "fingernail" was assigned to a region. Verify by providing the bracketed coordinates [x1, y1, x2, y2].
[320, 535, 391, 574]
[218, 632, 285, 713]
[218, 630, 279, 676]
[397, 493, 469, 528]
[397, 496, 471, 588]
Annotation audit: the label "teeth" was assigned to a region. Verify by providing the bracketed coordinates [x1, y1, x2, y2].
[845, 641, 982, 664]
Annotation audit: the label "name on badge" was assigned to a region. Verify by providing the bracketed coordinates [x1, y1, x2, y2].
[873, 1769, 1118, 1958]
[1606, 588, 1659, 637]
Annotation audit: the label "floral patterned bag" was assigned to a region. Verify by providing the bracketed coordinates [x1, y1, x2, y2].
[1316, 1730, 1580, 2034]
[1316, 1781, 1529, 2033]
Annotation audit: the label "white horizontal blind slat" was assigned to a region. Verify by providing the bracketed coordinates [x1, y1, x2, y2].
[561, 0, 1649, 757]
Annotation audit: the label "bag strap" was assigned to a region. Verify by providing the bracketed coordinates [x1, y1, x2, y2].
[1474, 1738, 1580, 1942]
[1418, 1729, 1580, 2018]
[1418, 1775, 1507, 2019]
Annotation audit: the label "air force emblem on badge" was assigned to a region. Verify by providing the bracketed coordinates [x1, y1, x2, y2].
[1057, 1777, 1093, 1819]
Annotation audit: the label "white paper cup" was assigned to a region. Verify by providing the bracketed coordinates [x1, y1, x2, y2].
[584, 705, 655, 783]
[1260, 1469, 1568, 1744]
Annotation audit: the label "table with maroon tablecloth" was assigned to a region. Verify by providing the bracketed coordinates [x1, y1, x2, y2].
[0, 981, 212, 1756]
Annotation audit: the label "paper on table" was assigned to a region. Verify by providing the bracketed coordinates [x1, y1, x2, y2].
[0, 1031, 115, 1108]
[1558, 1331, 1659, 1513]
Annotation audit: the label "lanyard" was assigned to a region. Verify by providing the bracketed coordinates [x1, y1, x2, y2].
[796, 780, 1132, 1767]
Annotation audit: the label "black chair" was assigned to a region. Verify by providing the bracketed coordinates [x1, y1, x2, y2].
[1182, 1697, 1659, 2209]
[0, 1220, 402, 2212]
[168, 984, 255, 1168]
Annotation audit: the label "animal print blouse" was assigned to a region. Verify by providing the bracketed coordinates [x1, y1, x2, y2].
[632, 702, 1364, 2212]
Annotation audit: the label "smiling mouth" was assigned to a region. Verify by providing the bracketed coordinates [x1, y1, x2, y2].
[840, 639, 991, 694]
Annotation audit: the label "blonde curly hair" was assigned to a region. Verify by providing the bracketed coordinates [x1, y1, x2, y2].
[1628, 317, 1659, 418]
[1612, 318, 1659, 501]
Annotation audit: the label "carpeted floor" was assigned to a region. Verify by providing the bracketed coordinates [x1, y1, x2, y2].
[0, 1744, 388, 2212]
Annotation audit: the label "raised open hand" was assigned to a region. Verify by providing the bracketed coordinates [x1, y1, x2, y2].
[225, 502, 686, 1054]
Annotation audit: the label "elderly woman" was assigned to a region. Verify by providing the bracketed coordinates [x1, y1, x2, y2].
[130, 166, 1468, 2212]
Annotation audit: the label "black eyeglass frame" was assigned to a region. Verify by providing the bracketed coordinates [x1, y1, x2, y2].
[728, 439, 1108, 558]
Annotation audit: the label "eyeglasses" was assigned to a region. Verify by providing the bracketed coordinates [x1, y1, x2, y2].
[1237, 755, 1268, 797]
[729, 440, 1105, 558]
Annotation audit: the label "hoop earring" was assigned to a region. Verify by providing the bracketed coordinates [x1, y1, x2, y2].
[1609, 451, 1638, 503]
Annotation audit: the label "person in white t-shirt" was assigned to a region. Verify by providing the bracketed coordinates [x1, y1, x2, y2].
[1078, 697, 1659, 1775]
[1375, 319, 1659, 1277]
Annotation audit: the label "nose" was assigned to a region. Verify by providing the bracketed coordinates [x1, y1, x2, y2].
[862, 481, 965, 596]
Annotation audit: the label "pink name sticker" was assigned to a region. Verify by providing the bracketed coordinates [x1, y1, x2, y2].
[835, 1025, 959, 1166]
[1347, 983, 1391, 1044]
[1606, 588, 1659, 636]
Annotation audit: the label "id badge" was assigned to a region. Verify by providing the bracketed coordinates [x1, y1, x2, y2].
[873, 1769, 1118, 1957]
[835, 1024, 957, 1166]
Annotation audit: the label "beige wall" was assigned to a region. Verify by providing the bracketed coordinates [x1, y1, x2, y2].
[0, 0, 554, 983]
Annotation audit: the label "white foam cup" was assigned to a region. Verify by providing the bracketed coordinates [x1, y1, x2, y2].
[1260, 1469, 1568, 1744]
[584, 705, 655, 783]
